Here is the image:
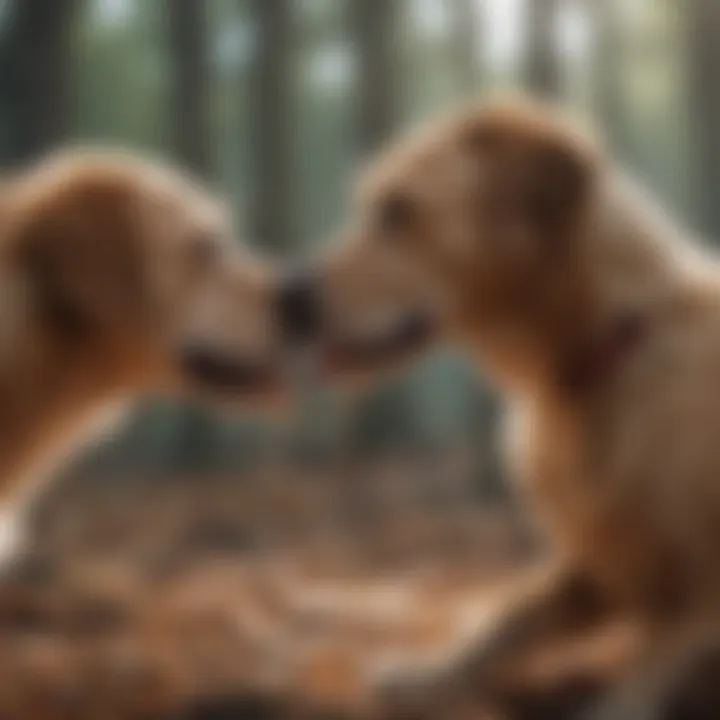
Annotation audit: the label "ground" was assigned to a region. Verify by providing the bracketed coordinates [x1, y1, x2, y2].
[0, 452, 650, 719]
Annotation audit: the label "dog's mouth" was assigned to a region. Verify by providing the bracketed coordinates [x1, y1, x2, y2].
[180, 347, 280, 396]
[322, 311, 436, 374]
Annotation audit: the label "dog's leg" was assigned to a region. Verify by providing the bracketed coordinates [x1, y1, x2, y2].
[587, 624, 720, 720]
[0, 501, 52, 586]
[372, 563, 607, 717]
[0, 507, 24, 569]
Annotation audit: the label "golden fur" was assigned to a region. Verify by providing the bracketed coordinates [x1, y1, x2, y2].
[311, 99, 720, 716]
[0, 151, 281, 559]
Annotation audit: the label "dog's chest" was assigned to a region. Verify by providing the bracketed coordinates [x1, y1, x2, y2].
[507, 323, 720, 597]
[504, 400, 604, 548]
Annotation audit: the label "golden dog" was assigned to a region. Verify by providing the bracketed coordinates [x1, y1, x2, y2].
[282, 100, 720, 716]
[0, 151, 283, 561]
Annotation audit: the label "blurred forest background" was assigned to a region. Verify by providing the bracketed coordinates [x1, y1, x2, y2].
[0, 2, 718, 717]
[0, 0, 715, 487]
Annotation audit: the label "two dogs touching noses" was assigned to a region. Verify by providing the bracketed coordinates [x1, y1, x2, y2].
[276, 270, 320, 347]
[4, 95, 720, 720]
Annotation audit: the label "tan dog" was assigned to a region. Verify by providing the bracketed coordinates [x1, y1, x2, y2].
[0, 151, 283, 561]
[285, 100, 720, 716]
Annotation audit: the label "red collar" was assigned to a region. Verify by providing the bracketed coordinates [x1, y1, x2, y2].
[562, 314, 647, 393]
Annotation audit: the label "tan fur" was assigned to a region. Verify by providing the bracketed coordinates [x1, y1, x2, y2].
[312, 100, 720, 714]
[0, 151, 280, 558]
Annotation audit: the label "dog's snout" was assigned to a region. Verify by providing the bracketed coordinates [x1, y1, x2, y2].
[277, 270, 321, 343]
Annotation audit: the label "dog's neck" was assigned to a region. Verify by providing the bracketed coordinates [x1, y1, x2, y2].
[480, 170, 711, 400]
[580, 171, 718, 390]
[545, 171, 688, 396]
[587, 170, 708, 316]
[0, 281, 130, 507]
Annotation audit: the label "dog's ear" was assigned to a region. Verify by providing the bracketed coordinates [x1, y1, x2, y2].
[521, 139, 595, 239]
[12, 181, 146, 338]
[465, 111, 597, 252]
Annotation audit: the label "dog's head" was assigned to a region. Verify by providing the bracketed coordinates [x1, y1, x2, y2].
[289, 101, 599, 388]
[3, 152, 283, 404]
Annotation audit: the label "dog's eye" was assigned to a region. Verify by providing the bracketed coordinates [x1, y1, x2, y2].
[190, 231, 222, 269]
[377, 191, 416, 236]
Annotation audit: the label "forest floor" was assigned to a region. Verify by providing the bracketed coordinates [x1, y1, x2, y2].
[0, 461, 651, 719]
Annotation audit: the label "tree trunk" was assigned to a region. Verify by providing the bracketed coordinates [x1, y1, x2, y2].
[686, 0, 720, 237]
[525, 0, 562, 98]
[251, 0, 293, 252]
[169, 0, 211, 177]
[0, 0, 79, 166]
[353, 0, 399, 153]
[452, 0, 480, 97]
[586, 0, 628, 156]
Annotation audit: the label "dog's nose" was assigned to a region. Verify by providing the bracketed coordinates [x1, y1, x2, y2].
[277, 269, 321, 343]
